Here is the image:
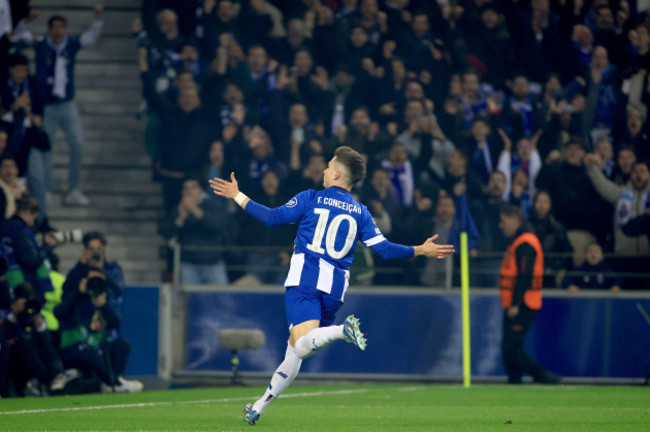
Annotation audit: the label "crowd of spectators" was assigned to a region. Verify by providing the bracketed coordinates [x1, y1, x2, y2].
[140, 0, 650, 288]
[0, 2, 144, 397]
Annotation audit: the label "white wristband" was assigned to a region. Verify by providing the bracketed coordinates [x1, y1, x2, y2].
[234, 192, 248, 206]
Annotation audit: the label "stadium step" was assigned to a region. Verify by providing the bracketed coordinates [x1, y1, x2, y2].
[24, 2, 169, 284]
[26, 9, 139, 37]
[52, 152, 152, 168]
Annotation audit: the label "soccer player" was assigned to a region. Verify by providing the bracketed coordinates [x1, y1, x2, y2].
[210, 146, 455, 425]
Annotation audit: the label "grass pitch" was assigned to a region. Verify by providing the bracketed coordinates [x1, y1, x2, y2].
[1, 384, 649, 431]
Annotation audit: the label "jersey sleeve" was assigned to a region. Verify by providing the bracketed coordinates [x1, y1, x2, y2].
[358, 208, 386, 247]
[245, 190, 311, 226]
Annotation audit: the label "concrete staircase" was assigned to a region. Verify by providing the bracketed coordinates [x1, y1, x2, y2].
[29, 0, 166, 283]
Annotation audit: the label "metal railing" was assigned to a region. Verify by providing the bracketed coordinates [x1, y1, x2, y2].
[168, 242, 650, 291]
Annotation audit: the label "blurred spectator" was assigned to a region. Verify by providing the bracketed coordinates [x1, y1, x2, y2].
[55, 268, 142, 393]
[339, 106, 391, 163]
[456, 69, 489, 131]
[140, 48, 216, 213]
[0, 53, 50, 223]
[463, 2, 514, 88]
[497, 131, 543, 208]
[563, 243, 622, 292]
[475, 170, 508, 250]
[159, 177, 235, 284]
[381, 141, 414, 209]
[420, 194, 455, 287]
[2, 283, 71, 396]
[594, 138, 615, 180]
[266, 18, 312, 66]
[536, 136, 612, 265]
[287, 151, 325, 195]
[585, 157, 650, 255]
[464, 117, 501, 186]
[441, 148, 484, 203]
[239, 169, 294, 284]
[611, 144, 636, 186]
[34, 5, 104, 206]
[585, 46, 620, 133]
[529, 190, 574, 288]
[62, 231, 125, 318]
[0, 154, 27, 218]
[618, 103, 650, 161]
[202, 140, 231, 190]
[361, 167, 400, 234]
[243, 126, 288, 191]
[501, 73, 542, 141]
[0, 195, 57, 301]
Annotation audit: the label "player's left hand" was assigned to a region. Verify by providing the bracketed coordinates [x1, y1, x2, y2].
[209, 172, 240, 199]
[416, 234, 455, 259]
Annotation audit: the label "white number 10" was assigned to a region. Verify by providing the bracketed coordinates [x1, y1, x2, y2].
[306, 208, 357, 259]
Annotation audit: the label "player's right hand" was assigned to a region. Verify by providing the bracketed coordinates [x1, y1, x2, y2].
[209, 172, 240, 199]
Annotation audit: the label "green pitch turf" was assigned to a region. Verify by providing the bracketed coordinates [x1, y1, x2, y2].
[1, 384, 649, 431]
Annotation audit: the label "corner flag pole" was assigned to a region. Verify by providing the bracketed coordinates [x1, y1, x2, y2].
[460, 231, 471, 388]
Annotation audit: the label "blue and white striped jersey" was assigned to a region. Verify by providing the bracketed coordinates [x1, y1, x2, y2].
[245, 186, 392, 301]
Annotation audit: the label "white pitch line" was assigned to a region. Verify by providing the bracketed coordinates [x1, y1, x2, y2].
[0, 389, 369, 416]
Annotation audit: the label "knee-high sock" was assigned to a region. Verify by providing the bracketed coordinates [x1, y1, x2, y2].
[294, 325, 344, 359]
[252, 342, 302, 415]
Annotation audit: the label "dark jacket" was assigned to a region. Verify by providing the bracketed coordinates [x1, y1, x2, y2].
[142, 71, 217, 173]
[0, 216, 54, 300]
[529, 213, 573, 271]
[34, 36, 83, 104]
[159, 194, 235, 265]
[535, 161, 612, 239]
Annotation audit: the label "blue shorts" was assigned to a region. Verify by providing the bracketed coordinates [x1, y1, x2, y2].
[285, 285, 344, 329]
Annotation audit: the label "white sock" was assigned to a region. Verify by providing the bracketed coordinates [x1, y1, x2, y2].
[293, 325, 344, 359]
[252, 342, 302, 415]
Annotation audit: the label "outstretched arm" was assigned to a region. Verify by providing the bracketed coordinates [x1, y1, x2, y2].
[210, 173, 304, 226]
[369, 234, 455, 260]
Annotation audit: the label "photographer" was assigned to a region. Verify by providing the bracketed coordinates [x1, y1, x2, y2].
[2, 283, 69, 397]
[55, 268, 142, 393]
[63, 231, 124, 319]
[0, 195, 57, 302]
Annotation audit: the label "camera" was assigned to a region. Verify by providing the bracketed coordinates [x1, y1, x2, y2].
[51, 229, 83, 244]
[86, 276, 107, 297]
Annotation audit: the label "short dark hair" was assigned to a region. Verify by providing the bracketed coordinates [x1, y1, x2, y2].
[334, 146, 366, 185]
[633, 160, 650, 170]
[48, 15, 67, 28]
[564, 135, 585, 149]
[7, 53, 28, 68]
[0, 154, 17, 166]
[618, 144, 636, 156]
[500, 204, 524, 222]
[83, 231, 107, 248]
[15, 195, 40, 215]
